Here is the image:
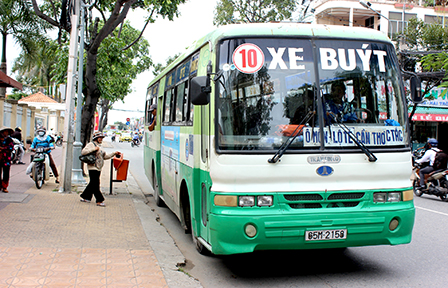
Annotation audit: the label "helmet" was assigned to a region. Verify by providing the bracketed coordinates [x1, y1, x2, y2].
[15, 127, 22, 132]
[428, 138, 438, 147]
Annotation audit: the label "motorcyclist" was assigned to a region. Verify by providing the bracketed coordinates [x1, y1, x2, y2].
[416, 138, 440, 189]
[11, 127, 25, 164]
[132, 132, 139, 145]
[30, 127, 59, 183]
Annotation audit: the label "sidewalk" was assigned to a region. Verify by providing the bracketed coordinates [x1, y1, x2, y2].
[0, 146, 201, 288]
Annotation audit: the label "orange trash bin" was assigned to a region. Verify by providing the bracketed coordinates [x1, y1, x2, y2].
[113, 155, 129, 181]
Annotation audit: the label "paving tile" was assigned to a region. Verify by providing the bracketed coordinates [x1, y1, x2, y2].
[0, 154, 172, 288]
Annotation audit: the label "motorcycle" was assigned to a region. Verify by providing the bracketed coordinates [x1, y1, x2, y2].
[131, 138, 140, 147]
[11, 138, 25, 164]
[111, 134, 116, 142]
[31, 147, 51, 189]
[412, 148, 448, 202]
[55, 135, 63, 147]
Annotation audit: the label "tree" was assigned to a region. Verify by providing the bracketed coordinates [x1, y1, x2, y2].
[214, 0, 298, 26]
[31, 0, 186, 146]
[152, 54, 180, 77]
[401, 18, 448, 89]
[12, 37, 62, 97]
[0, 0, 50, 97]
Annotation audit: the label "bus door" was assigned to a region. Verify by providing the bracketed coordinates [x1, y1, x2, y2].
[160, 83, 179, 206]
[198, 103, 211, 242]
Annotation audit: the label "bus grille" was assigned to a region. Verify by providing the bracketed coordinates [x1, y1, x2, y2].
[285, 192, 365, 209]
[284, 194, 323, 201]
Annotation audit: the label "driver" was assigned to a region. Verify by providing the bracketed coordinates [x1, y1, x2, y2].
[30, 127, 59, 183]
[325, 81, 358, 123]
[416, 138, 440, 189]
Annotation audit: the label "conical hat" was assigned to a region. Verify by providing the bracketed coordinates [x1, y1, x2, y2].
[0, 126, 14, 135]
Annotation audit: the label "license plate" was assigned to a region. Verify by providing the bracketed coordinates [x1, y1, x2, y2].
[305, 229, 347, 241]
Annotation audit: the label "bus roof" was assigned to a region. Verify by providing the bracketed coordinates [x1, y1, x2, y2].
[147, 23, 392, 89]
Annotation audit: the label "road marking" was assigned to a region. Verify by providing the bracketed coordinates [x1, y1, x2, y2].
[416, 206, 448, 217]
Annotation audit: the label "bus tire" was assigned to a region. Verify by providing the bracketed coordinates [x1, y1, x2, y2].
[191, 224, 210, 255]
[152, 167, 164, 207]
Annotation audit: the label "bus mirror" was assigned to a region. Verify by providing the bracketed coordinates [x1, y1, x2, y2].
[190, 76, 210, 105]
[410, 76, 422, 103]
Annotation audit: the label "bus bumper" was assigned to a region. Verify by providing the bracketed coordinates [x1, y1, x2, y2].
[207, 207, 415, 255]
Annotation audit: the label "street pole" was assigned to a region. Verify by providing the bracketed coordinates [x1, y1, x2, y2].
[59, 0, 80, 193]
[72, 1, 87, 185]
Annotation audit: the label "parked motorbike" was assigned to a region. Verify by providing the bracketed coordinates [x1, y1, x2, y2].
[31, 147, 51, 189]
[412, 148, 448, 202]
[11, 138, 24, 164]
[111, 135, 116, 142]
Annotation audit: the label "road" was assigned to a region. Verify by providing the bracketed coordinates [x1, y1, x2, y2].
[108, 139, 448, 288]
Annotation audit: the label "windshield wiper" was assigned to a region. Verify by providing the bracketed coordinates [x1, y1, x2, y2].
[328, 113, 377, 162]
[268, 111, 316, 164]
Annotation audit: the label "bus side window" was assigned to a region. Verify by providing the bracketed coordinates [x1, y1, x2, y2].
[183, 81, 191, 123]
[175, 82, 186, 123]
[164, 89, 174, 123]
[145, 100, 152, 125]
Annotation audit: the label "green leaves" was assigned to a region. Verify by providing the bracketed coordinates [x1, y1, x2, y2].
[213, 0, 298, 26]
[96, 22, 152, 103]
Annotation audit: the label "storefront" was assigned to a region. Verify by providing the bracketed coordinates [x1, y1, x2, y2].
[410, 106, 448, 151]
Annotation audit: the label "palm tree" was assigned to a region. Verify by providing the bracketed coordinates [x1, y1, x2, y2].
[12, 38, 61, 96]
[0, 0, 50, 97]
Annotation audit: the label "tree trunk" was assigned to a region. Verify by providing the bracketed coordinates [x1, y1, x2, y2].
[80, 50, 101, 147]
[1, 33, 7, 98]
[99, 99, 110, 131]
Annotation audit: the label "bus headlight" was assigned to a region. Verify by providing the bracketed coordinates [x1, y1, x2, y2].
[373, 192, 387, 203]
[374, 192, 403, 203]
[257, 195, 273, 207]
[387, 192, 401, 202]
[239, 196, 255, 207]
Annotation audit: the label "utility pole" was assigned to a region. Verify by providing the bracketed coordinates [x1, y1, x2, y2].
[72, 1, 88, 185]
[59, 0, 80, 193]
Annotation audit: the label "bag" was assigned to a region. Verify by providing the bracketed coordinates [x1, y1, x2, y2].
[433, 149, 448, 170]
[26, 162, 35, 175]
[79, 151, 97, 164]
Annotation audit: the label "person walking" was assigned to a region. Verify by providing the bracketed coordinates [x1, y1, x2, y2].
[0, 127, 14, 193]
[80, 132, 120, 207]
[30, 127, 59, 183]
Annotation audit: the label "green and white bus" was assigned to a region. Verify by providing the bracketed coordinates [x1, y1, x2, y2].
[144, 23, 416, 255]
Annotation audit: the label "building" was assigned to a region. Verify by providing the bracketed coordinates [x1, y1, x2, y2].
[313, 0, 448, 38]
[18, 92, 65, 136]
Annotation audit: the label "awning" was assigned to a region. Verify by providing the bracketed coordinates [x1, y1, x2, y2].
[409, 106, 448, 122]
[0, 71, 23, 90]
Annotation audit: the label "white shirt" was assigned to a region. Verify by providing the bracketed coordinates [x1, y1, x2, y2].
[417, 148, 440, 166]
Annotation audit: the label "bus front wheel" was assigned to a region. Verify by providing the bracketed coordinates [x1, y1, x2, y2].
[191, 224, 209, 255]
[152, 167, 164, 207]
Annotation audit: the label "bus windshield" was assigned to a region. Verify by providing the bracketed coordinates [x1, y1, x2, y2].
[216, 38, 408, 152]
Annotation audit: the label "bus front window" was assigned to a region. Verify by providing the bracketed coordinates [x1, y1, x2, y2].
[216, 38, 408, 152]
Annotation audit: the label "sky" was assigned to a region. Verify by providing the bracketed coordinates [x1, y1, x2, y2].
[4, 0, 218, 125]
